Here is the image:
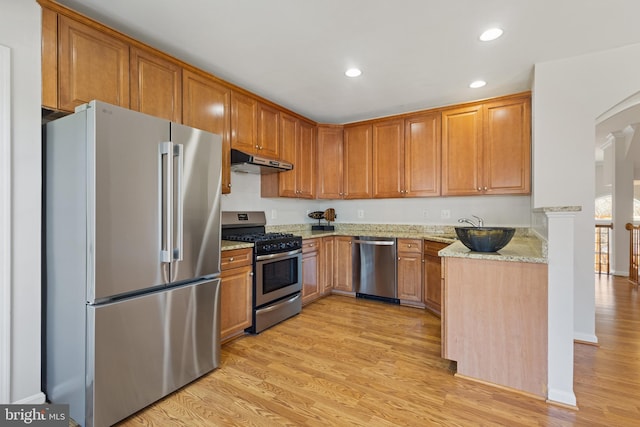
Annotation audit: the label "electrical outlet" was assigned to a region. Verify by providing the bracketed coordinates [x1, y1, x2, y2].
[357, 209, 364, 219]
[440, 209, 450, 219]
[271, 209, 277, 219]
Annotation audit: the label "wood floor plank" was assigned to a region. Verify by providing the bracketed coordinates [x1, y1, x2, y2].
[117, 275, 640, 426]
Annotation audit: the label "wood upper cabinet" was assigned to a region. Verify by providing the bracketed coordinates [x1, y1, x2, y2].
[333, 236, 354, 293]
[257, 102, 280, 158]
[41, 7, 58, 110]
[441, 95, 530, 196]
[231, 91, 258, 154]
[483, 96, 531, 194]
[424, 240, 447, 316]
[316, 125, 344, 199]
[58, 15, 130, 111]
[343, 124, 373, 199]
[441, 104, 483, 196]
[130, 47, 182, 123]
[182, 70, 232, 193]
[372, 119, 405, 198]
[405, 112, 441, 197]
[397, 239, 423, 304]
[261, 114, 316, 199]
[296, 120, 316, 198]
[302, 239, 322, 305]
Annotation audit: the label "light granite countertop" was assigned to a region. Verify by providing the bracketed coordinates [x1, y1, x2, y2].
[222, 223, 548, 263]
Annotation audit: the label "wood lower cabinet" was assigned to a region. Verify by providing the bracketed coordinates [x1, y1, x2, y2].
[220, 248, 253, 343]
[302, 239, 321, 305]
[333, 236, 354, 293]
[322, 237, 335, 294]
[441, 94, 530, 196]
[424, 240, 448, 316]
[58, 14, 130, 111]
[397, 239, 423, 305]
[130, 47, 182, 123]
[182, 70, 232, 194]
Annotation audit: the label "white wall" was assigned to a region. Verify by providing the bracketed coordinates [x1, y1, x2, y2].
[533, 42, 640, 342]
[0, 0, 44, 404]
[222, 171, 532, 227]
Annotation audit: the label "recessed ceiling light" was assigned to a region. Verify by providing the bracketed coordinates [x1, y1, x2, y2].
[469, 80, 486, 88]
[345, 68, 362, 77]
[479, 28, 503, 42]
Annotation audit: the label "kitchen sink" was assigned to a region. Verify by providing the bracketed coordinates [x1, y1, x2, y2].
[454, 227, 515, 252]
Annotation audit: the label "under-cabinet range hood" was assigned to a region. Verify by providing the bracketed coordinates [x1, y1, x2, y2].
[230, 149, 293, 174]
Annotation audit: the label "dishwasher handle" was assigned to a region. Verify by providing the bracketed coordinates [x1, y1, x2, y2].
[352, 239, 395, 246]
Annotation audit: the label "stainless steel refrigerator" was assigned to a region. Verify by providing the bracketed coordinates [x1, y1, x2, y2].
[43, 100, 223, 427]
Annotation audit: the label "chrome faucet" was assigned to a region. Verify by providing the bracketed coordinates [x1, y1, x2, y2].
[458, 215, 484, 228]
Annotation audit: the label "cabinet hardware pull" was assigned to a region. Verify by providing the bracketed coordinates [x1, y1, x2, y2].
[229, 257, 234, 261]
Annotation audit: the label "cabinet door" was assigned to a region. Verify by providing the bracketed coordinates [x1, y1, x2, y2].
[302, 240, 321, 305]
[42, 7, 58, 110]
[316, 125, 344, 199]
[182, 70, 232, 194]
[334, 236, 353, 292]
[231, 91, 258, 154]
[405, 113, 441, 197]
[441, 105, 483, 196]
[276, 113, 298, 197]
[483, 96, 531, 194]
[296, 120, 317, 199]
[397, 253, 423, 302]
[343, 124, 373, 199]
[322, 237, 335, 294]
[372, 119, 404, 198]
[257, 103, 280, 158]
[130, 47, 182, 122]
[220, 264, 252, 342]
[58, 15, 130, 111]
[424, 241, 447, 316]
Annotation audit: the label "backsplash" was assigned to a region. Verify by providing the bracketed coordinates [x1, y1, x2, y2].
[222, 171, 533, 227]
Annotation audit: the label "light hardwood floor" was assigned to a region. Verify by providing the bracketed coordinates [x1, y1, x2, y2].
[117, 275, 639, 426]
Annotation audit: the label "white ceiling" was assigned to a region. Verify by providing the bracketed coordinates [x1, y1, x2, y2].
[55, 0, 640, 124]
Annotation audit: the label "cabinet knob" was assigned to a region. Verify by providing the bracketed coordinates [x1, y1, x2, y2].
[483, 187, 488, 191]
[398, 257, 401, 261]
[408, 244, 412, 248]
[229, 257, 234, 262]
[477, 187, 482, 191]
[249, 272, 254, 276]
[255, 145, 259, 149]
[228, 183, 232, 188]
[259, 145, 264, 150]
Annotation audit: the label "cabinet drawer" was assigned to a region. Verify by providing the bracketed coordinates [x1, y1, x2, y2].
[302, 238, 320, 253]
[221, 248, 253, 270]
[424, 240, 448, 257]
[398, 239, 423, 254]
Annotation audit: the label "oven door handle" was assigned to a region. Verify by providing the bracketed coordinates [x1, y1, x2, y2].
[256, 249, 302, 262]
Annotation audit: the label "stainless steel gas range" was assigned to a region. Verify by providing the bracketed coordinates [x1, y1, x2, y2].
[221, 211, 302, 333]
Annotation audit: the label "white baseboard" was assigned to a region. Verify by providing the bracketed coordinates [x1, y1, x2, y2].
[13, 391, 46, 405]
[574, 332, 598, 344]
[547, 388, 577, 407]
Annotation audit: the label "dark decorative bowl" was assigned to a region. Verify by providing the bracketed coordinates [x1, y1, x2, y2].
[454, 227, 516, 253]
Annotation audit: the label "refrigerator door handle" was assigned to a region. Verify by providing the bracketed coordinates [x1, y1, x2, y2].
[173, 143, 184, 262]
[159, 142, 173, 264]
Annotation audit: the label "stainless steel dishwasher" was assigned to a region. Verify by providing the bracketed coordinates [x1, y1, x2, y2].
[352, 236, 399, 303]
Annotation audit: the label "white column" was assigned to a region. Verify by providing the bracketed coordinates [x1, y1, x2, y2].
[544, 208, 580, 407]
[611, 127, 637, 275]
